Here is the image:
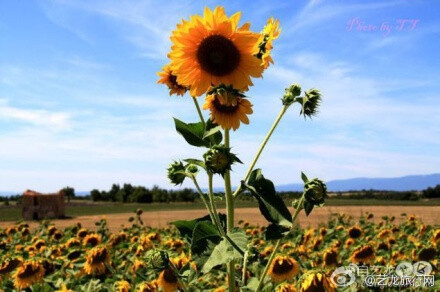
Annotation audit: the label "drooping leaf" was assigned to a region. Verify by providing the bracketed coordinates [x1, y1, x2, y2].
[204, 119, 223, 145]
[170, 214, 226, 240]
[191, 221, 221, 255]
[245, 169, 292, 227]
[201, 229, 247, 274]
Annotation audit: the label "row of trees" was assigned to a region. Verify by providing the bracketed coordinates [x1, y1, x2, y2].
[423, 184, 440, 198]
[90, 184, 197, 203]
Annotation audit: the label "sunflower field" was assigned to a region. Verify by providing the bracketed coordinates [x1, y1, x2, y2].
[0, 211, 439, 291]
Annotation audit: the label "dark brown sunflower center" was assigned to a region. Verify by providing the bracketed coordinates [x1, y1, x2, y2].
[213, 97, 239, 113]
[68, 250, 81, 260]
[272, 259, 294, 275]
[324, 251, 338, 265]
[91, 249, 108, 264]
[197, 34, 240, 76]
[18, 264, 40, 279]
[355, 247, 374, 259]
[419, 248, 437, 261]
[163, 267, 178, 283]
[348, 228, 362, 239]
[86, 237, 99, 246]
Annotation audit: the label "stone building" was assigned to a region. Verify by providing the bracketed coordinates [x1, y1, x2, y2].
[22, 190, 65, 220]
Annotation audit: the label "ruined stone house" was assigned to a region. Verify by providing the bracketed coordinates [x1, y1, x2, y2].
[22, 190, 65, 220]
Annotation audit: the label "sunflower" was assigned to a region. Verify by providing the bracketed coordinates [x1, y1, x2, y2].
[147, 232, 161, 242]
[77, 228, 88, 238]
[431, 229, 440, 247]
[377, 229, 392, 239]
[260, 246, 274, 258]
[203, 85, 252, 130]
[323, 248, 338, 267]
[13, 260, 45, 290]
[350, 245, 375, 264]
[0, 258, 22, 275]
[347, 226, 362, 239]
[83, 233, 101, 247]
[418, 247, 437, 261]
[116, 280, 131, 292]
[253, 17, 281, 69]
[56, 284, 72, 292]
[276, 283, 297, 292]
[138, 280, 159, 292]
[268, 256, 300, 282]
[84, 246, 111, 275]
[299, 271, 335, 292]
[131, 259, 146, 273]
[158, 254, 192, 292]
[157, 64, 188, 96]
[65, 238, 81, 248]
[168, 6, 264, 97]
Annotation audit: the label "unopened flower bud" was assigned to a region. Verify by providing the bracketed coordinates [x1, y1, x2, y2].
[282, 84, 302, 106]
[167, 161, 186, 185]
[203, 145, 241, 176]
[304, 178, 327, 205]
[186, 164, 199, 175]
[146, 250, 169, 271]
[300, 89, 321, 118]
[136, 209, 143, 216]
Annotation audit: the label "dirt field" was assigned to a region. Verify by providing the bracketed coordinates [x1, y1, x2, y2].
[1, 206, 438, 232]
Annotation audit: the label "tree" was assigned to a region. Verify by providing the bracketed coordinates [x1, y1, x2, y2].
[62, 186, 75, 203]
[90, 189, 102, 202]
[423, 185, 440, 198]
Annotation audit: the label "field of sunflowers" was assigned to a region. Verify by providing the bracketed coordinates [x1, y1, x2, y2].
[0, 210, 439, 291]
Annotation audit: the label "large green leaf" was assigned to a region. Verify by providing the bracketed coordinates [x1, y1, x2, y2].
[191, 221, 221, 255]
[265, 224, 290, 240]
[201, 229, 247, 274]
[203, 118, 223, 145]
[245, 169, 292, 227]
[170, 214, 226, 240]
[174, 118, 207, 147]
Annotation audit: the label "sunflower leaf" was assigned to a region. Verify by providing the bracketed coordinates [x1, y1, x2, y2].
[203, 118, 223, 145]
[191, 221, 221, 255]
[173, 118, 209, 147]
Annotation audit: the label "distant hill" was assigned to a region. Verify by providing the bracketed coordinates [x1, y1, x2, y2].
[277, 173, 440, 192]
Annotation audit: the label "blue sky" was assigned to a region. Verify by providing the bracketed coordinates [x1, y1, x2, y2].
[1, 0, 439, 193]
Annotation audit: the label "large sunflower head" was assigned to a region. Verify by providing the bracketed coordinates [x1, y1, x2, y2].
[157, 64, 188, 96]
[254, 17, 281, 69]
[268, 255, 300, 282]
[203, 85, 252, 130]
[13, 260, 45, 290]
[158, 267, 179, 292]
[168, 6, 264, 97]
[84, 246, 111, 275]
[350, 245, 375, 264]
[0, 257, 22, 275]
[347, 226, 362, 239]
[323, 248, 338, 267]
[299, 271, 335, 292]
[83, 233, 101, 247]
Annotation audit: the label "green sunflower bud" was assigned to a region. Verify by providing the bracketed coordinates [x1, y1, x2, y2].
[146, 250, 169, 272]
[167, 161, 186, 185]
[282, 84, 302, 106]
[203, 144, 242, 176]
[185, 164, 199, 175]
[304, 178, 327, 206]
[299, 88, 321, 118]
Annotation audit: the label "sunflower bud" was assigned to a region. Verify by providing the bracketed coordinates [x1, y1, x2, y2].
[146, 250, 169, 272]
[136, 209, 143, 216]
[167, 161, 186, 185]
[304, 178, 327, 206]
[203, 144, 241, 176]
[282, 84, 302, 106]
[185, 164, 199, 175]
[299, 89, 321, 118]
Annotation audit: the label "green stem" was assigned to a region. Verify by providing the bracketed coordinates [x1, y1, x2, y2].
[170, 261, 189, 292]
[242, 251, 249, 286]
[255, 195, 305, 292]
[192, 177, 216, 225]
[192, 96, 205, 127]
[233, 105, 289, 198]
[224, 129, 236, 292]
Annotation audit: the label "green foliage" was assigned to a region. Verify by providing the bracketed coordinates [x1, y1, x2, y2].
[423, 184, 440, 198]
[173, 118, 222, 148]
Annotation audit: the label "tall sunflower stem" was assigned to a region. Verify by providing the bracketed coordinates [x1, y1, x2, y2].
[208, 173, 226, 236]
[255, 194, 305, 292]
[224, 129, 236, 292]
[170, 261, 189, 292]
[232, 105, 289, 198]
[192, 96, 206, 127]
[241, 251, 249, 285]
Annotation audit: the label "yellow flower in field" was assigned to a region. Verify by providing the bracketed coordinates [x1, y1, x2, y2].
[254, 17, 281, 69]
[267, 256, 300, 282]
[33, 239, 46, 251]
[83, 233, 101, 247]
[84, 246, 111, 275]
[213, 287, 226, 292]
[0, 258, 22, 275]
[56, 284, 72, 292]
[347, 226, 362, 239]
[138, 280, 159, 292]
[323, 248, 338, 267]
[116, 280, 131, 292]
[302, 228, 315, 245]
[418, 247, 437, 261]
[47, 226, 57, 236]
[65, 238, 81, 248]
[377, 229, 392, 239]
[276, 283, 297, 292]
[299, 271, 335, 292]
[158, 253, 193, 292]
[260, 246, 274, 258]
[431, 229, 440, 247]
[350, 245, 375, 264]
[77, 228, 88, 238]
[168, 6, 264, 97]
[203, 86, 252, 130]
[13, 260, 45, 290]
[147, 232, 161, 242]
[157, 64, 188, 96]
[131, 259, 146, 273]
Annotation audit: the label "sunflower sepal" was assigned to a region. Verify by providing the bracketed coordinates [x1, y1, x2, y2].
[282, 84, 302, 106]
